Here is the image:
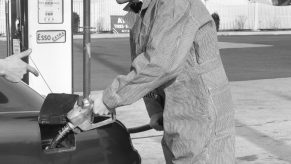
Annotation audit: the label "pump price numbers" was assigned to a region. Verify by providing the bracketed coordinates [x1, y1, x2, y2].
[36, 30, 66, 43]
[38, 0, 63, 24]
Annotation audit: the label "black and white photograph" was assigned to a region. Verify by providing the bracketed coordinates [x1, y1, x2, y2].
[0, 0, 291, 163]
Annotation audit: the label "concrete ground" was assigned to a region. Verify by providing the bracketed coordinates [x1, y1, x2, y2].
[81, 33, 291, 163]
[114, 77, 291, 164]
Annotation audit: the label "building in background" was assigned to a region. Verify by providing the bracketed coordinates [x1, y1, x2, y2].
[72, 0, 291, 32]
[205, 0, 290, 5]
[254, 0, 274, 5]
[0, 0, 290, 35]
[271, 0, 291, 5]
[251, 0, 291, 5]
[205, 0, 250, 5]
[0, 0, 5, 35]
[73, 0, 125, 33]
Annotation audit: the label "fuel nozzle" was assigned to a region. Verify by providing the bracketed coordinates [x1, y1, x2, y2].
[47, 97, 116, 150]
[46, 122, 75, 150]
[47, 98, 93, 149]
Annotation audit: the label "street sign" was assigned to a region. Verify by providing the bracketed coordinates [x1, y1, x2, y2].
[36, 30, 66, 43]
[12, 39, 21, 54]
[38, 0, 63, 24]
[110, 15, 130, 34]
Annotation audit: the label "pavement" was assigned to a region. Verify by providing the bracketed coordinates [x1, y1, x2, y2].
[71, 31, 291, 163]
[101, 77, 291, 164]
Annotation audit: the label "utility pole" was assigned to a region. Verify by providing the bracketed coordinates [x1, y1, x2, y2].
[10, 0, 29, 83]
[253, 2, 259, 31]
[83, 0, 91, 99]
[5, 0, 11, 56]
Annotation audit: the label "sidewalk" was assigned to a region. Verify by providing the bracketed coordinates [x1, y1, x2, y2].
[218, 30, 291, 36]
[99, 77, 291, 164]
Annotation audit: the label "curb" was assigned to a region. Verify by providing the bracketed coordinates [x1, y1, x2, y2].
[73, 33, 129, 39]
[218, 30, 291, 36]
[73, 30, 291, 39]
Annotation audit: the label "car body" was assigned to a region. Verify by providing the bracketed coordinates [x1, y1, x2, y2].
[0, 77, 141, 164]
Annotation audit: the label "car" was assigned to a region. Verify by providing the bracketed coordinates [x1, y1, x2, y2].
[0, 77, 141, 164]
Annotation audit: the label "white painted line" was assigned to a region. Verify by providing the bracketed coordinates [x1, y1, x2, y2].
[219, 42, 273, 49]
[0, 111, 39, 114]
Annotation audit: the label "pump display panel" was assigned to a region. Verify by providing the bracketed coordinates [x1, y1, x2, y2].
[38, 0, 63, 24]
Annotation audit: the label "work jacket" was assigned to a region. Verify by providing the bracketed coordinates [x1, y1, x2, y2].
[103, 0, 235, 163]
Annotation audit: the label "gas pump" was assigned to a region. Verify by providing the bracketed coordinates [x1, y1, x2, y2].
[6, 0, 73, 94]
[6, 0, 29, 83]
[28, 0, 73, 95]
[4, 1, 154, 162]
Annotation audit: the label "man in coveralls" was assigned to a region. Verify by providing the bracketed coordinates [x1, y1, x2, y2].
[93, 0, 235, 163]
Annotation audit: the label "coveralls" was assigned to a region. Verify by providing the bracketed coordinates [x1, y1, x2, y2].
[103, 0, 235, 163]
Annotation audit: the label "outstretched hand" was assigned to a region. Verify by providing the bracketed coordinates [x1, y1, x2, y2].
[0, 49, 39, 83]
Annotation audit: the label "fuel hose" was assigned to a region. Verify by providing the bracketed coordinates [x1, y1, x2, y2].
[127, 117, 163, 134]
[127, 124, 152, 134]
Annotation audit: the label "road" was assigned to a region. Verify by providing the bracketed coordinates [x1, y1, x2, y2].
[72, 35, 291, 92]
[219, 35, 291, 81]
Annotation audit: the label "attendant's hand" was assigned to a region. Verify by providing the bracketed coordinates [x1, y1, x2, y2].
[91, 91, 111, 116]
[0, 49, 38, 83]
[150, 112, 164, 131]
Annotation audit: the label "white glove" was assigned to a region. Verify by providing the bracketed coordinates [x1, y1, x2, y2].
[91, 91, 111, 116]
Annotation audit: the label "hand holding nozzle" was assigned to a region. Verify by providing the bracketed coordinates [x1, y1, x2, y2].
[91, 91, 112, 116]
[67, 96, 115, 132]
[48, 94, 115, 150]
[47, 98, 93, 150]
[66, 98, 94, 131]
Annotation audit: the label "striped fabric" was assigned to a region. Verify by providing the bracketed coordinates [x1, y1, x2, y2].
[103, 0, 235, 163]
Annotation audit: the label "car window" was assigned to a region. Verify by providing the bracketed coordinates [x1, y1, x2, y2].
[0, 77, 44, 112]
